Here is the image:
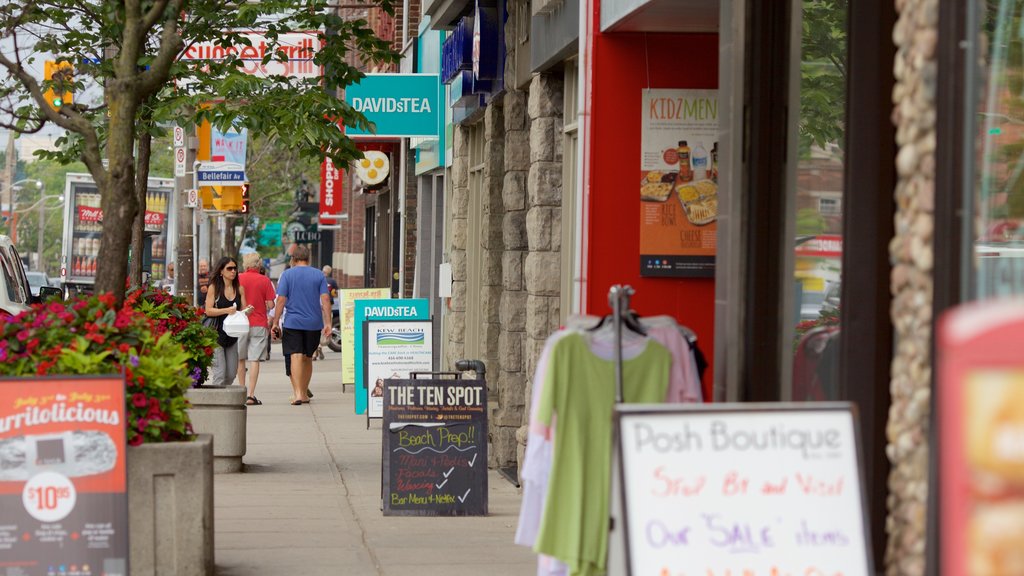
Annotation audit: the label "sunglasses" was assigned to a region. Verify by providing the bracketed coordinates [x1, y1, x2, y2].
[225, 266, 237, 271]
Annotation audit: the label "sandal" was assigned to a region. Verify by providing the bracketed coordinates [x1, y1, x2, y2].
[290, 400, 303, 406]
[246, 396, 262, 406]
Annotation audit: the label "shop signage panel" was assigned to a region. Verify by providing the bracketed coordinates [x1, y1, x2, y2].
[0, 376, 128, 575]
[639, 88, 719, 278]
[441, 17, 473, 84]
[345, 74, 441, 138]
[472, 1, 499, 81]
[320, 157, 343, 222]
[353, 299, 429, 415]
[180, 31, 322, 79]
[363, 319, 434, 422]
[938, 301, 1024, 573]
[615, 404, 873, 576]
[340, 289, 392, 388]
[382, 377, 488, 516]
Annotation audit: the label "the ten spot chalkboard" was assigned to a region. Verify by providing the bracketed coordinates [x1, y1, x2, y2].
[381, 377, 488, 516]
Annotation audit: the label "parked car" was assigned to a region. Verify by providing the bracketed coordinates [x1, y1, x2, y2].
[0, 235, 33, 317]
[25, 271, 50, 298]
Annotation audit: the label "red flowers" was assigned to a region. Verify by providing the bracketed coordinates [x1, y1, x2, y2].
[132, 393, 148, 408]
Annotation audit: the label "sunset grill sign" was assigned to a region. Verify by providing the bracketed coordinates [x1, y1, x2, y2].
[179, 31, 323, 79]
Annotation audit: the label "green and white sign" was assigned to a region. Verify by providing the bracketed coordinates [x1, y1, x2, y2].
[365, 319, 434, 423]
[354, 298, 430, 415]
[346, 74, 441, 138]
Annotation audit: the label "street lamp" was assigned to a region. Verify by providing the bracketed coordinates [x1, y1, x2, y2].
[15, 192, 63, 272]
[8, 179, 42, 245]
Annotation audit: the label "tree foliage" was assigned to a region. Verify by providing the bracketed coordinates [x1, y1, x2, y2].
[0, 0, 396, 303]
[800, 0, 847, 156]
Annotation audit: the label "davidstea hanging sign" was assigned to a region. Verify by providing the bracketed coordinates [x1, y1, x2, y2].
[346, 74, 441, 138]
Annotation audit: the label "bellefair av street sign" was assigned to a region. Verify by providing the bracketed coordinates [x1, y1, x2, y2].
[196, 162, 246, 187]
[345, 74, 441, 138]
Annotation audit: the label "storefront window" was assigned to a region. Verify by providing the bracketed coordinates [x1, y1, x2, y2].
[787, 0, 847, 401]
[970, 0, 1024, 299]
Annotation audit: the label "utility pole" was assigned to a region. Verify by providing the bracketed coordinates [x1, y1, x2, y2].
[3, 132, 15, 236]
[37, 194, 45, 271]
[176, 121, 197, 305]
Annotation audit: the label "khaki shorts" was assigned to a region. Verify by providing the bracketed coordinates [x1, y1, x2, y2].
[238, 327, 270, 361]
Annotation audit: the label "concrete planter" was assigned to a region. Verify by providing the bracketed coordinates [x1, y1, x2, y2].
[128, 434, 214, 576]
[185, 385, 247, 473]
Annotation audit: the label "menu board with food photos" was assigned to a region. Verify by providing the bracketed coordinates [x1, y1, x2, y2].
[939, 300, 1024, 574]
[640, 89, 719, 278]
[0, 376, 128, 576]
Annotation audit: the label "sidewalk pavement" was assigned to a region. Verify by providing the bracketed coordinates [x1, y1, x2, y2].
[212, 345, 536, 576]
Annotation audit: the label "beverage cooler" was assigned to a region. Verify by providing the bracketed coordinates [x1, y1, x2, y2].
[61, 173, 176, 291]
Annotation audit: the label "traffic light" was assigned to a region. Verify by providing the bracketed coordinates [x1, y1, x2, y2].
[240, 183, 251, 214]
[43, 61, 74, 111]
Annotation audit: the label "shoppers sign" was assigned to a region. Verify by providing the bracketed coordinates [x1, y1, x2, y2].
[615, 404, 873, 576]
[352, 299, 430, 415]
[0, 376, 128, 575]
[639, 89, 719, 278]
[364, 320, 434, 422]
[382, 377, 488, 516]
[345, 74, 441, 138]
[938, 301, 1024, 573]
[320, 157, 343, 222]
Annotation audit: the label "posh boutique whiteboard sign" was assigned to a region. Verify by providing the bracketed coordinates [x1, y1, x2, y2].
[615, 404, 873, 576]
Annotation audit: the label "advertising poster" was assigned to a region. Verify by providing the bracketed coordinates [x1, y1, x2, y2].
[340, 288, 391, 385]
[616, 405, 872, 576]
[938, 301, 1024, 574]
[353, 299, 430, 415]
[365, 320, 434, 420]
[639, 89, 719, 278]
[0, 376, 128, 576]
[382, 378, 488, 516]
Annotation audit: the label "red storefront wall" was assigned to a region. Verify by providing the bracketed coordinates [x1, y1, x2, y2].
[586, 18, 718, 398]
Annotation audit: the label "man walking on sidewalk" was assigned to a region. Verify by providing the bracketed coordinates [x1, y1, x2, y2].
[271, 245, 331, 405]
[237, 252, 275, 405]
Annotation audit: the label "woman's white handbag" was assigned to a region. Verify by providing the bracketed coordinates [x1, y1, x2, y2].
[222, 311, 250, 337]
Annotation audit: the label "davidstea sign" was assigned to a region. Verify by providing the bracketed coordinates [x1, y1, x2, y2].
[353, 299, 430, 415]
[346, 74, 440, 138]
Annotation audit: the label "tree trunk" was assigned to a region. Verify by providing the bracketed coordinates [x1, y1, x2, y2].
[95, 86, 140, 304]
[131, 122, 153, 288]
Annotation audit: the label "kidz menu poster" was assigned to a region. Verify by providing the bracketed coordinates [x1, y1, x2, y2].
[640, 89, 719, 278]
[0, 377, 128, 576]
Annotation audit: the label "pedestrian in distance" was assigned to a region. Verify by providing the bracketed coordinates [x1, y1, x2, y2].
[271, 245, 330, 405]
[313, 265, 339, 361]
[197, 258, 211, 297]
[205, 256, 253, 387]
[236, 252, 275, 406]
[160, 261, 175, 295]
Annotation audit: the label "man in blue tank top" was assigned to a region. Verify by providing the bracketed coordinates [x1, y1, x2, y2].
[270, 245, 331, 405]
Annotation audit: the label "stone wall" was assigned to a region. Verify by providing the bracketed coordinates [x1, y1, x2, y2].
[496, 89, 529, 469]
[886, 0, 938, 573]
[444, 125, 470, 371]
[514, 72, 565, 471]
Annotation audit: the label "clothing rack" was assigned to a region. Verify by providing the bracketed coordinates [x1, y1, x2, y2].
[608, 284, 635, 403]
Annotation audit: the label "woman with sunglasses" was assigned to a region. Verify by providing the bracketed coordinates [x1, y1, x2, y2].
[205, 256, 253, 386]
